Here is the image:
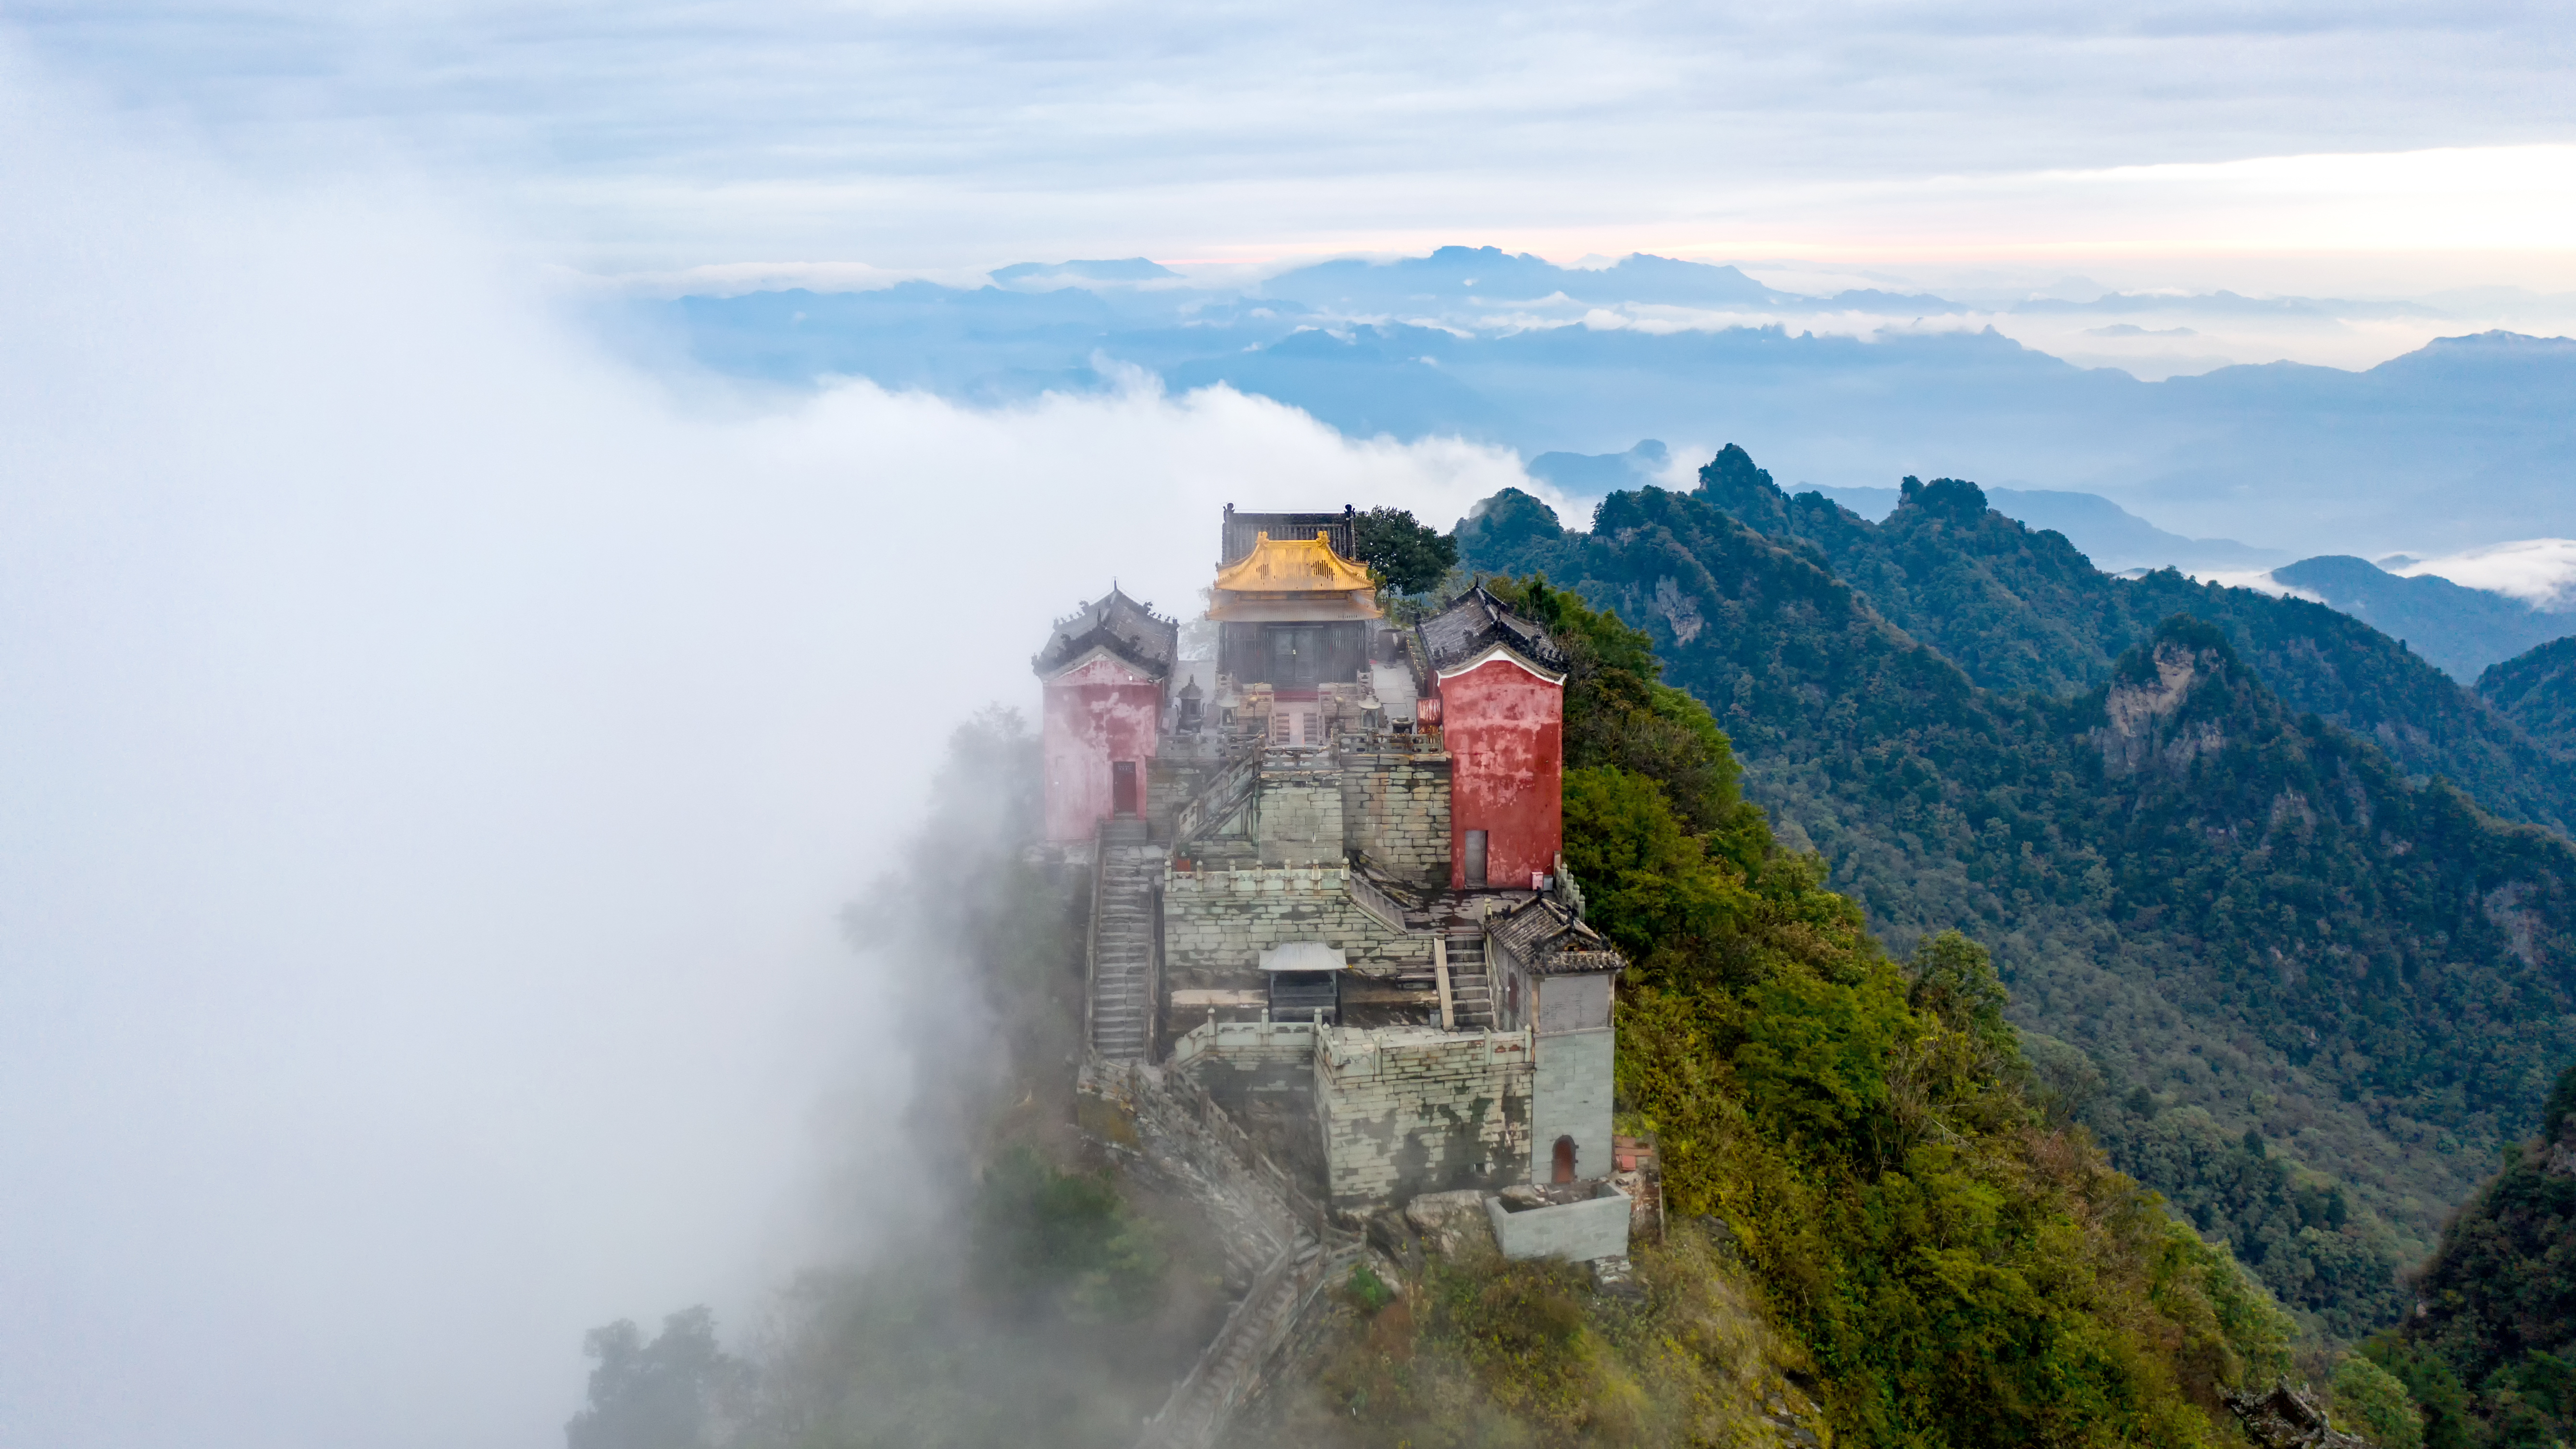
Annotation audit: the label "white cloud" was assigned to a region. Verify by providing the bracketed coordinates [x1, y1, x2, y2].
[0, 53, 1537, 1449]
[2397, 538, 2576, 610]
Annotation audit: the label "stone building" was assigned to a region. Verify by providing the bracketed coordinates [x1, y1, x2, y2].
[1038, 510, 1631, 1251]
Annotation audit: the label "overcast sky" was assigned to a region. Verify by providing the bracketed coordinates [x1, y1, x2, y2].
[6, 1, 2573, 285]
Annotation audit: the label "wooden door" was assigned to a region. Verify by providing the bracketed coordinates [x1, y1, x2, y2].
[1111, 760, 1139, 817]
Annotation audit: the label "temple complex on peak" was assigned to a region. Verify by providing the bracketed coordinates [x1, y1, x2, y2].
[1033, 506, 1633, 1262]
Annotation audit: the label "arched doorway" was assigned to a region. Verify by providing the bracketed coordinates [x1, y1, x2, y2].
[1551, 1135, 1577, 1184]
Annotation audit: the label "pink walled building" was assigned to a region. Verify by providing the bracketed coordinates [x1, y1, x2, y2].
[1034, 589, 1178, 843]
[1436, 654, 1565, 890]
[1041, 655, 1166, 841]
[1417, 587, 1568, 890]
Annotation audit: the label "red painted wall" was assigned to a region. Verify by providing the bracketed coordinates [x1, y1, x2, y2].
[1041, 656, 1165, 842]
[1437, 654, 1563, 889]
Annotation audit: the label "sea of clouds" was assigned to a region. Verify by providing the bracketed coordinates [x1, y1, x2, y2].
[0, 50, 1554, 1449]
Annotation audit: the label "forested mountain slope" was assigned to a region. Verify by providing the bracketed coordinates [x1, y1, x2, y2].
[2369, 1062, 2576, 1449]
[2479, 636, 2576, 758]
[1682, 447, 2576, 834]
[1458, 483, 2576, 1340]
[2267, 556, 2575, 684]
[1252, 580, 2309, 1449]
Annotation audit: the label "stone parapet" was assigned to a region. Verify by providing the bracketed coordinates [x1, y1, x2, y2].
[1167, 1018, 1319, 1071]
[1488, 1187, 1630, 1262]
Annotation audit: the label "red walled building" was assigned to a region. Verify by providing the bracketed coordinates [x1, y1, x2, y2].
[1033, 589, 1178, 842]
[1416, 586, 1567, 890]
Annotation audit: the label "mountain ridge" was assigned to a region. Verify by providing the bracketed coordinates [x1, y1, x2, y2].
[1454, 469, 2576, 1340]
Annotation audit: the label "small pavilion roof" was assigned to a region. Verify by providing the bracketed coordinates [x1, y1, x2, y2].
[1488, 896, 1624, 977]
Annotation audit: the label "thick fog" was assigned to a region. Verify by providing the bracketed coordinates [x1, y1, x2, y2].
[0, 57, 1542, 1449]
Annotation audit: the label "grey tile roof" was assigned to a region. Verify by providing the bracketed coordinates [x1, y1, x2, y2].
[1415, 584, 1567, 675]
[1488, 896, 1624, 976]
[1033, 587, 1180, 677]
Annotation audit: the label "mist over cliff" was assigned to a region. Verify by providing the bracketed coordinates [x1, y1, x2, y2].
[0, 56, 1539, 1449]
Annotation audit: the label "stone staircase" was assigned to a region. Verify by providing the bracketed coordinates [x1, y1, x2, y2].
[1082, 1061, 1347, 1449]
[1445, 933, 1495, 1029]
[1091, 816, 1162, 1061]
[1136, 1233, 1326, 1449]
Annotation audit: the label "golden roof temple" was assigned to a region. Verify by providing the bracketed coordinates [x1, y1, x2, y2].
[1207, 532, 1383, 622]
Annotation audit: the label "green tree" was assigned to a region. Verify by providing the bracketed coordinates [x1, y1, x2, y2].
[566, 1307, 748, 1449]
[1349, 505, 1458, 595]
[2370, 1060, 2576, 1447]
[2334, 1351, 2427, 1449]
[1503, 569, 2301, 1444]
[971, 1145, 1167, 1323]
[1906, 929, 2016, 1064]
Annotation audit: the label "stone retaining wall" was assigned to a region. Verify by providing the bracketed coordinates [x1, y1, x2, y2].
[1254, 762, 1344, 866]
[1338, 751, 1452, 886]
[1163, 867, 1432, 999]
[1313, 1025, 1530, 1212]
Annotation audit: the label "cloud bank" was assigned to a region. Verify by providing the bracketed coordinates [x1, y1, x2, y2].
[0, 52, 1536, 1449]
[2399, 539, 2576, 612]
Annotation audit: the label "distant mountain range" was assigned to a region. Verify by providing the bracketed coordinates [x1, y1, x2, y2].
[2271, 556, 2576, 682]
[639, 245, 2576, 553]
[1526, 441, 2576, 676]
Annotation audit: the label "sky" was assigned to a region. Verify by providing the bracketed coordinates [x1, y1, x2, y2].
[1, 6, 2573, 1445]
[4, 1, 2573, 288]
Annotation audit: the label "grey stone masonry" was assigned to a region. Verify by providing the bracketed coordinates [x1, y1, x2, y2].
[1488, 1187, 1631, 1262]
[1530, 1027, 1615, 1186]
[1337, 746, 1452, 886]
[1254, 756, 1344, 866]
[1147, 754, 1233, 841]
[1313, 1024, 1531, 1212]
[1163, 867, 1433, 1005]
